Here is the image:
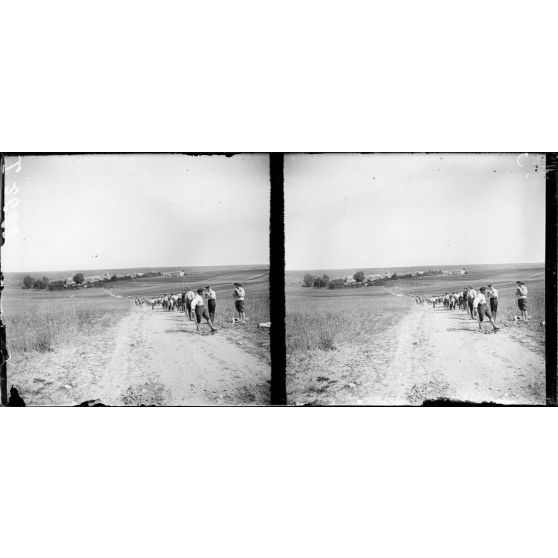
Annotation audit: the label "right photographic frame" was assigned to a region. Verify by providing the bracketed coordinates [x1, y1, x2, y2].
[284, 153, 556, 406]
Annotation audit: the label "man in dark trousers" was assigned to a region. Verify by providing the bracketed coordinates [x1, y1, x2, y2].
[204, 286, 217, 323]
[487, 284, 499, 323]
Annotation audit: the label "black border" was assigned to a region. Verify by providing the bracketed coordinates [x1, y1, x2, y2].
[545, 152, 557, 405]
[0, 152, 555, 407]
[270, 154, 286, 404]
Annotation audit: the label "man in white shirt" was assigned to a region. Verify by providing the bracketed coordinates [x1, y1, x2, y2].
[191, 288, 217, 334]
[233, 282, 246, 324]
[473, 287, 500, 332]
[185, 288, 196, 321]
[487, 284, 499, 322]
[204, 285, 217, 322]
[467, 287, 477, 319]
[516, 281, 528, 321]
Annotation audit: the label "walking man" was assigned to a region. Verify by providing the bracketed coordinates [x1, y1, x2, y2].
[233, 282, 246, 324]
[191, 288, 217, 334]
[473, 287, 500, 332]
[205, 285, 217, 323]
[516, 281, 528, 320]
[487, 284, 499, 323]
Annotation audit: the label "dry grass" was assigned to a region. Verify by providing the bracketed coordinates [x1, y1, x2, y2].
[214, 292, 270, 329]
[5, 302, 130, 355]
[121, 380, 168, 406]
[287, 292, 413, 354]
[497, 291, 545, 323]
[2, 293, 131, 404]
[213, 291, 271, 363]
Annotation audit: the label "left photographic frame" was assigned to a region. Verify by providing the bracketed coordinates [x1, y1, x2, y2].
[0, 153, 271, 406]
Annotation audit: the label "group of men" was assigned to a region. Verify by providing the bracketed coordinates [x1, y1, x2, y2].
[429, 281, 529, 333]
[130, 282, 247, 335]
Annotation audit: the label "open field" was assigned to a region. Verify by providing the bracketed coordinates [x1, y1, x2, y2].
[2, 265, 269, 405]
[287, 287, 413, 352]
[286, 263, 546, 405]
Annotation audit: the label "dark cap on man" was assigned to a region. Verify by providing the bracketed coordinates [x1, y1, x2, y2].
[197, 288, 204, 294]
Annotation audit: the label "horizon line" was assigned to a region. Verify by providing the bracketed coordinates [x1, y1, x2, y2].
[4, 263, 269, 275]
[285, 261, 545, 272]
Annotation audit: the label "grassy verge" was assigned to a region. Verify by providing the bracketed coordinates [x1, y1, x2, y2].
[212, 292, 270, 364]
[492, 293, 546, 356]
[287, 294, 413, 354]
[3, 297, 131, 404]
[286, 293, 415, 405]
[5, 303, 130, 354]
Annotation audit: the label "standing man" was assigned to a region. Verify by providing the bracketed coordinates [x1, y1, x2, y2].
[205, 286, 217, 323]
[473, 287, 501, 333]
[185, 288, 195, 321]
[462, 287, 469, 313]
[233, 282, 246, 324]
[516, 281, 528, 321]
[487, 284, 499, 323]
[180, 290, 186, 313]
[467, 286, 477, 319]
[191, 288, 217, 334]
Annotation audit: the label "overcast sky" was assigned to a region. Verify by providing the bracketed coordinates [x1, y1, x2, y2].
[286, 153, 546, 270]
[3, 154, 269, 272]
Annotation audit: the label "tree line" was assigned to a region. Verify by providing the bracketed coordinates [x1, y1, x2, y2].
[21, 271, 163, 291]
[303, 269, 449, 289]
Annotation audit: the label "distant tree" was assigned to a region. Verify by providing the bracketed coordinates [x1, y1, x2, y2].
[42, 276, 50, 288]
[303, 273, 315, 287]
[110, 274, 118, 282]
[33, 279, 44, 289]
[322, 274, 330, 287]
[22, 275, 35, 289]
[48, 280, 66, 291]
[73, 273, 85, 285]
[353, 271, 365, 283]
[313, 276, 329, 288]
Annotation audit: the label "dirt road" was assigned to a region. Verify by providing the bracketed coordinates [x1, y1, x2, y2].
[369, 305, 545, 405]
[288, 302, 545, 406]
[14, 305, 270, 406]
[95, 306, 270, 405]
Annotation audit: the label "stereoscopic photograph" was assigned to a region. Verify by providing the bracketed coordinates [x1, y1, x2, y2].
[1, 154, 271, 406]
[285, 153, 547, 405]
